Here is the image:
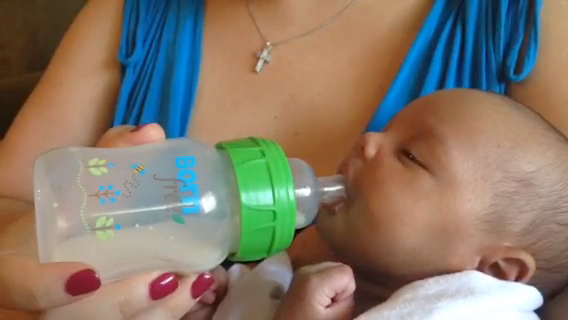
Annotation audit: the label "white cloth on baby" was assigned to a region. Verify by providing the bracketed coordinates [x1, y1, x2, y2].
[356, 270, 543, 320]
[212, 252, 543, 320]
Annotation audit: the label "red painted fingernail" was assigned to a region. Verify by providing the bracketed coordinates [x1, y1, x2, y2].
[130, 124, 150, 132]
[65, 269, 101, 296]
[149, 273, 179, 300]
[191, 273, 214, 299]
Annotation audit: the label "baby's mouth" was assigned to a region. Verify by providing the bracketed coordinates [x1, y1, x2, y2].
[337, 155, 362, 186]
[337, 158, 352, 180]
[320, 197, 346, 214]
[319, 182, 349, 216]
[331, 158, 358, 213]
[317, 172, 348, 216]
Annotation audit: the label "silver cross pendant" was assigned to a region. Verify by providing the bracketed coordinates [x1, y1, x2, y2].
[254, 42, 273, 73]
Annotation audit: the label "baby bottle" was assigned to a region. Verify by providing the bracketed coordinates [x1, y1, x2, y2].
[33, 137, 345, 282]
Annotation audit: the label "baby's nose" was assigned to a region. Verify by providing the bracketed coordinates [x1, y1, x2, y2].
[360, 133, 383, 160]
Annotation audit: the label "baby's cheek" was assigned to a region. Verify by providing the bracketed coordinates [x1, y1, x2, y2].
[357, 208, 415, 253]
[288, 227, 337, 269]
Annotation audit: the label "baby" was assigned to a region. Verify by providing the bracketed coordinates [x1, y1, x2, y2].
[213, 89, 568, 319]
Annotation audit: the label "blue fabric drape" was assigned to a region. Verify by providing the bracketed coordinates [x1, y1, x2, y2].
[113, 0, 542, 136]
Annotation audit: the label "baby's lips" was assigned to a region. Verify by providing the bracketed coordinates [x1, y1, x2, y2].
[320, 195, 347, 215]
[337, 156, 360, 185]
[336, 158, 350, 178]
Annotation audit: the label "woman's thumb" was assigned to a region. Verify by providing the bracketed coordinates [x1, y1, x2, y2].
[0, 255, 101, 311]
[96, 123, 166, 148]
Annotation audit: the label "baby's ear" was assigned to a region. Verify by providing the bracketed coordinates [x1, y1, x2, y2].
[476, 247, 536, 283]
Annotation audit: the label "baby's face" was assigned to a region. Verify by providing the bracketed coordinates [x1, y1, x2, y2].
[316, 90, 528, 286]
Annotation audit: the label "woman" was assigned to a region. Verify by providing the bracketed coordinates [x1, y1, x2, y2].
[1, 0, 568, 318]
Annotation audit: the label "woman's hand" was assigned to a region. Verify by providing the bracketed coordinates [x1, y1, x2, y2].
[0, 124, 224, 319]
[43, 271, 216, 320]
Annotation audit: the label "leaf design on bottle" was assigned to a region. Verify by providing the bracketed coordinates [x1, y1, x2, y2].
[87, 158, 110, 176]
[88, 158, 100, 166]
[89, 168, 102, 176]
[94, 216, 116, 240]
[172, 214, 186, 225]
[95, 217, 103, 228]
[96, 230, 116, 240]
[95, 216, 107, 228]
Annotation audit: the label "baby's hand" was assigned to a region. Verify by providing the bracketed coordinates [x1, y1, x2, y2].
[274, 262, 356, 320]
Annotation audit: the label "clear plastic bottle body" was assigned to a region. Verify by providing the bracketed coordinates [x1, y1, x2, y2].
[34, 138, 345, 282]
[34, 139, 239, 282]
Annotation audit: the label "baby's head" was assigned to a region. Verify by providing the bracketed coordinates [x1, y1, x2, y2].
[316, 89, 568, 298]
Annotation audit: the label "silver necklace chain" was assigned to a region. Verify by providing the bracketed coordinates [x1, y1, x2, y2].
[247, 0, 358, 73]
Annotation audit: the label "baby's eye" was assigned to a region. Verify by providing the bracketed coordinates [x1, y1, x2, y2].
[399, 148, 428, 170]
[400, 148, 418, 163]
[398, 147, 430, 172]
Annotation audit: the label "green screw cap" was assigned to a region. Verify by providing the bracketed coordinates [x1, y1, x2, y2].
[216, 137, 297, 261]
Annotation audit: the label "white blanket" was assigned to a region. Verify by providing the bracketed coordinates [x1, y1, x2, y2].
[213, 253, 543, 320]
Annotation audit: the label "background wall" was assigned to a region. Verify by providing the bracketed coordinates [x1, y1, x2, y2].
[0, 0, 85, 137]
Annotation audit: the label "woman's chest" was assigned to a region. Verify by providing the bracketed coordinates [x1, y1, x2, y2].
[189, 0, 432, 175]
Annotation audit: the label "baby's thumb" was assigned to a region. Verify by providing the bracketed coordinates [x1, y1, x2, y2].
[96, 124, 166, 148]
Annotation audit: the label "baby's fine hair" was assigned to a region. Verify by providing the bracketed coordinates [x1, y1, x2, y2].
[480, 92, 568, 298]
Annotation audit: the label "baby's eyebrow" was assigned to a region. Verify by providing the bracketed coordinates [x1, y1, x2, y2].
[419, 121, 449, 146]
[408, 122, 453, 172]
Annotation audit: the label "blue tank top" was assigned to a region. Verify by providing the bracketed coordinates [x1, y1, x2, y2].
[114, 0, 542, 136]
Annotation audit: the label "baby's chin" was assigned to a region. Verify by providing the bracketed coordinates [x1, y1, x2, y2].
[314, 217, 357, 263]
[314, 209, 340, 247]
[312, 229, 401, 302]
[315, 201, 351, 242]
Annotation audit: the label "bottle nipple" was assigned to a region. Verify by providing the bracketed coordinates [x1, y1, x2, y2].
[288, 158, 347, 228]
[317, 175, 346, 206]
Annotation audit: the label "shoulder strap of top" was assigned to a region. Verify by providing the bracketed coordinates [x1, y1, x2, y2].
[114, 0, 205, 138]
[367, 0, 543, 132]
